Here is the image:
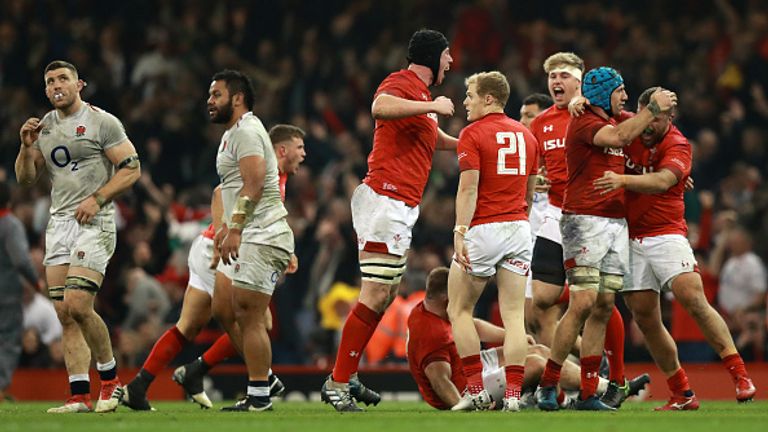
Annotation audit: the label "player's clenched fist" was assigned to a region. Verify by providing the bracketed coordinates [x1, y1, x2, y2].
[432, 96, 454, 116]
[20, 117, 42, 147]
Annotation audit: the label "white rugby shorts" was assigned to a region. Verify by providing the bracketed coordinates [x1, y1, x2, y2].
[351, 183, 419, 257]
[217, 243, 290, 296]
[44, 216, 116, 275]
[187, 234, 216, 296]
[623, 234, 697, 292]
[560, 214, 628, 275]
[535, 202, 563, 244]
[462, 221, 532, 278]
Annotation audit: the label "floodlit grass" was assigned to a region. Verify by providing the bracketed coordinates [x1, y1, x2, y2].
[1, 400, 766, 432]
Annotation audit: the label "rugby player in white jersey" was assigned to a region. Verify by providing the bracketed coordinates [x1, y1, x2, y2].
[16, 60, 141, 413]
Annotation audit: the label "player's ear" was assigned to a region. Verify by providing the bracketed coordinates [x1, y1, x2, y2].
[232, 92, 244, 107]
[77, 79, 86, 92]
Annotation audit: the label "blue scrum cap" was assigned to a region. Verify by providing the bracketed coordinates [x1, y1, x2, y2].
[582, 67, 624, 113]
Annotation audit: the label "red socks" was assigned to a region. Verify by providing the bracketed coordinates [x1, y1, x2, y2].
[332, 302, 382, 383]
[580, 355, 602, 400]
[604, 306, 626, 383]
[461, 354, 484, 395]
[667, 368, 692, 395]
[504, 365, 524, 399]
[539, 359, 563, 388]
[202, 333, 239, 367]
[143, 326, 188, 376]
[723, 353, 749, 381]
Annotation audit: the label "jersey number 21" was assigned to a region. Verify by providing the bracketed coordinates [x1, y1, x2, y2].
[496, 132, 526, 175]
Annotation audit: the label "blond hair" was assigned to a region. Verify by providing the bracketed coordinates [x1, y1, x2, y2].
[543, 52, 585, 74]
[465, 71, 510, 107]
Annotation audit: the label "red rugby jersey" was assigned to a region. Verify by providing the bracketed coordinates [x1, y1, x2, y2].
[457, 113, 538, 226]
[624, 124, 691, 238]
[363, 70, 439, 207]
[406, 302, 465, 410]
[530, 105, 570, 208]
[563, 110, 626, 218]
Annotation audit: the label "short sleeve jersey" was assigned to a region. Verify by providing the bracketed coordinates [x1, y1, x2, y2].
[363, 70, 439, 207]
[530, 105, 570, 208]
[563, 110, 626, 218]
[34, 103, 127, 222]
[624, 124, 691, 238]
[406, 302, 465, 410]
[216, 112, 292, 252]
[457, 113, 538, 226]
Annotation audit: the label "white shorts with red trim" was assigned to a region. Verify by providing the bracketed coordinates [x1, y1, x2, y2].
[561, 214, 628, 275]
[351, 183, 419, 257]
[623, 234, 698, 292]
[187, 234, 215, 296]
[462, 221, 532, 278]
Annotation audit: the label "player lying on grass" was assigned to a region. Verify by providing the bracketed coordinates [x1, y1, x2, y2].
[407, 267, 649, 410]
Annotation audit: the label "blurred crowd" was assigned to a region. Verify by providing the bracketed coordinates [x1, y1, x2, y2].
[1, 0, 767, 369]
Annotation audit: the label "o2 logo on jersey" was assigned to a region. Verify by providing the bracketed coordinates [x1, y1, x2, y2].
[50, 146, 79, 171]
[496, 132, 527, 175]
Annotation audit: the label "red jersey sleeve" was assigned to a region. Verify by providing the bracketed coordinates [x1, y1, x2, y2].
[457, 128, 481, 171]
[420, 344, 454, 371]
[657, 140, 691, 181]
[375, 74, 409, 99]
[571, 112, 610, 146]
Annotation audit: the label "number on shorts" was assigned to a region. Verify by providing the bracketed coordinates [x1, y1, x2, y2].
[496, 132, 526, 175]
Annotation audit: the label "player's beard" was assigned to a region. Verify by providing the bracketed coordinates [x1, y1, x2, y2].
[210, 100, 234, 124]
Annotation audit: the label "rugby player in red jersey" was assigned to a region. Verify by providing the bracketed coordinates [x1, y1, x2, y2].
[536, 67, 676, 411]
[447, 71, 537, 411]
[321, 29, 458, 412]
[593, 87, 756, 410]
[409, 267, 611, 411]
[529, 53, 636, 407]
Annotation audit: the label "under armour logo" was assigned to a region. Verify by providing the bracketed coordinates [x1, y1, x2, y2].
[543, 125, 554, 132]
[349, 350, 360, 358]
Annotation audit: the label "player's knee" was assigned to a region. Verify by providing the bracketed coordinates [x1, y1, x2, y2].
[627, 304, 655, 329]
[566, 266, 600, 292]
[63, 276, 99, 321]
[525, 353, 546, 378]
[532, 289, 559, 311]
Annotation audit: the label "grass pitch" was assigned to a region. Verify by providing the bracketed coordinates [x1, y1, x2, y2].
[1, 401, 766, 432]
